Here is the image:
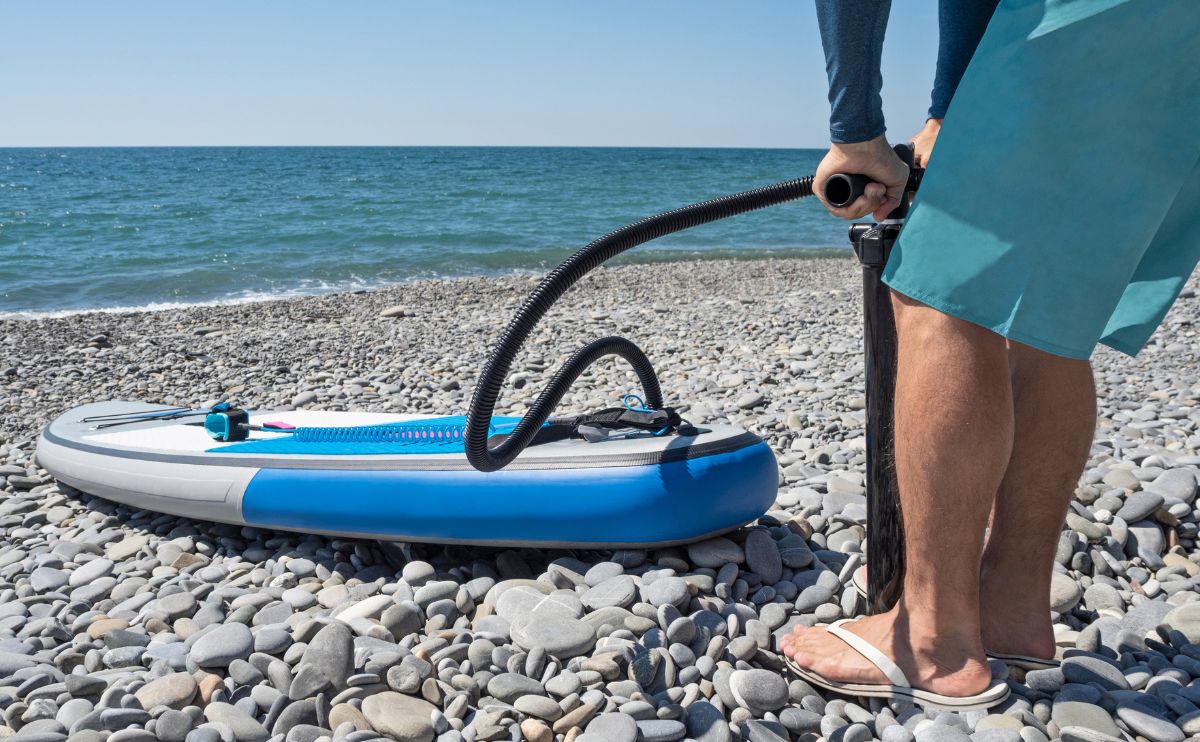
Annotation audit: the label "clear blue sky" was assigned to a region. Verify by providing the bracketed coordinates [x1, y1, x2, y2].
[2, 2, 938, 148]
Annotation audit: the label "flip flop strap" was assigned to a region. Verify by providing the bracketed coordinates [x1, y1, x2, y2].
[826, 619, 911, 688]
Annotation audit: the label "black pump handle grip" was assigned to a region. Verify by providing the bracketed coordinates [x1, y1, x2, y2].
[823, 173, 871, 209]
[822, 143, 919, 210]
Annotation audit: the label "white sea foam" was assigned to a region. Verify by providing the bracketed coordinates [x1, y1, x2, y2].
[0, 272, 543, 320]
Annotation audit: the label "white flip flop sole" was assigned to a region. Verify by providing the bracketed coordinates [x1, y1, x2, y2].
[849, 566, 1061, 671]
[783, 619, 1011, 712]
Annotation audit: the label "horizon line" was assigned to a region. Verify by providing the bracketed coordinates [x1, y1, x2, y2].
[0, 143, 831, 151]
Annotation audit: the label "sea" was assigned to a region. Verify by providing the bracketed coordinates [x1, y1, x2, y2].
[0, 147, 848, 317]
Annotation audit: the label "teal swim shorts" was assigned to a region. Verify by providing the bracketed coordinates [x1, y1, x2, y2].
[883, 0, 1200, 360]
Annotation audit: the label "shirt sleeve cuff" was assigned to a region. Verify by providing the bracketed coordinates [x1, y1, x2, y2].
[829, 123, 887, 145]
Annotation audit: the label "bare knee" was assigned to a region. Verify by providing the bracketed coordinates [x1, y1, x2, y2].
[1008, 339, 1091, 378]
[1008, 340, 1095, 414]
[890, 290, 1005, 351]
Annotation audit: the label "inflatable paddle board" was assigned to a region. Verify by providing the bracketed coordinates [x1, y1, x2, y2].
[38, 401, 778, 547]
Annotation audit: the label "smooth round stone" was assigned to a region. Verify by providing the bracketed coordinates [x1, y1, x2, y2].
[283, 724, 329, 742]
[285, 558, 316, 577]
[65, 674, 107, 696]
[687, 537, 745, 568]
[133, 672, 197, 710]
[1062, 656, 1130, 691]
[1051, 702, 1122, 737]
[512, 615, 595, 659]
[744, 529, 783, 585]
[1129, 521, 1166, 557]
[189, 623, 253, 667]
[361, 691, 436, 741]
[882, 725, 916, 742]
[158, 592, 198, 620]
[644, 577, 689, 608]
[1082, 584, 1123, 612]
[777, 534, 814, 568]
[584, 562, 624, 587]
[487, 673, 544, 704]
[281, 588, 318, 610]
[636, 719, 687, 742]
[401, 560, 436, 586]
[196, 566, 229, 583]
[56, 698, 94, 730]
[69, 559, 114, 588]
[1122, 600, 1173, 639]
[1024, 668, 1064, 694]
[1162, 602, 1200, 643]
[1178, 710, 1200, 736]
[1103, 468, 1141, 490]
[514, 695, 562, 722]
[301, 622, 354, 689]
[581, 576, 636, 611]
[687, 700, 733, 741]
[253, 628, 291, 655]
[316, 585, 349, 609]
[30, 567, 69, 593]
[1059, 726, 1123, 742]
[971, 729, 1021, 742]
[545, 671, 581, 698]
[915, 725, 971, 742]
[337, 595, 393, 622]
[202, 703, 269, 742]
[582, 712, 638, 741]
[1115, 702, 1185, 742]
[1117, 491, 1165, 522]
[1151, 468, 1197, 503]
[726, 636, 758, 662]
[1050, 573, 1083, 613]
[666, 616, 696, 645]
[729, 669, 787, 713]
[495, 586, 582, 626]
[382, 603, 422, 640]
[413, 580, 458, 608]
[103, 645, 145, 668]
[795, 585, 834, 613]
[156, 709, 194, 742]
[839, 723, 874, 742]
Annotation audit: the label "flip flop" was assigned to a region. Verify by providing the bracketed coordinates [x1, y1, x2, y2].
[782, 619, 1011, 711]
[849, 566, 1062, 671]
[985, 652, 1061, 671]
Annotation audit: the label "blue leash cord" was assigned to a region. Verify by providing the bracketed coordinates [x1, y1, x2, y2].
[621, 394, 670, 436]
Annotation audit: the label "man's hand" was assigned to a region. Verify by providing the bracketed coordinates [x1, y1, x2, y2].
[814, 135, 910, 221]
[911, 118, 942, 167]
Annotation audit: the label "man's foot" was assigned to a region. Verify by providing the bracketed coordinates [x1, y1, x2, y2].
[852, 565, 1057, 663]
[779, 610, 994, 699]
[980, 569, 1057, 661]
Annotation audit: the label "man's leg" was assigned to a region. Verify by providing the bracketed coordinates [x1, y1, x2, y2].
[783, 293, 1011, 696]
[980, 342, 1095, 659]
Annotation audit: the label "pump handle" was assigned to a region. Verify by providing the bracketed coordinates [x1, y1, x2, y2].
[823, 144, 921, 210]
[823, 173, 871, 209]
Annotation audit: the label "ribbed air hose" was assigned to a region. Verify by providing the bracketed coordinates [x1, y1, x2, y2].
[464, 176, 817, 472]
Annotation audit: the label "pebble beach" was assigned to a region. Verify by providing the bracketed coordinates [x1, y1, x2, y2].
[2, 255, 1200, 742]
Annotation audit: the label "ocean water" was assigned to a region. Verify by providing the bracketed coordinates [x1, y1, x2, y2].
[0, 147, 846, 317]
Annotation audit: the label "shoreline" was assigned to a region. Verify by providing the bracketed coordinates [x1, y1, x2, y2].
[1, 252, 852, 322]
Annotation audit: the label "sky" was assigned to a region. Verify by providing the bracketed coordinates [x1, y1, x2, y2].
[2, 2, 939, 148]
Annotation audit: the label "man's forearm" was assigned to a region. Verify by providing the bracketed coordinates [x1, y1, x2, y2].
[815, 0, 892, 144]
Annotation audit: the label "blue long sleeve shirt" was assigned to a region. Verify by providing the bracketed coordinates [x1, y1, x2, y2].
[815, 0, 1000, 143]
